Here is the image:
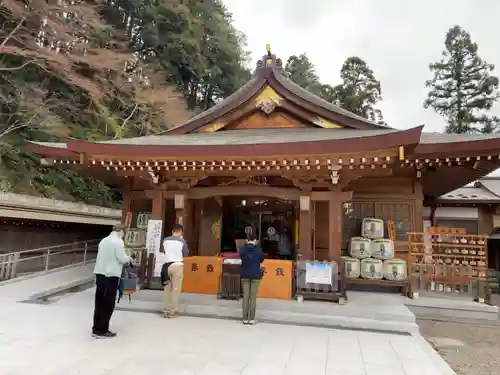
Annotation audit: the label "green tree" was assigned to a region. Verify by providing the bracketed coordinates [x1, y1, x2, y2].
[331, 56, 384, 124]
[424, 25, 500, 134]
[285, 54, 320, 91]
[133, 0, 250, 110]
[284, 53, 333, 101]
[0, 0, 250, 205]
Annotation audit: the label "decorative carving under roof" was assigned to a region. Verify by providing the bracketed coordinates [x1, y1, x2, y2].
[259, 100, 277, 115]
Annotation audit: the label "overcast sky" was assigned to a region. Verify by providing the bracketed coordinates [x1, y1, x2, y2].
[222, 0, 500, 134]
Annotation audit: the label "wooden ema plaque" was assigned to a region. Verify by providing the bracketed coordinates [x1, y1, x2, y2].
[408, 228, 488, 300]
[182, 256, 222, 294]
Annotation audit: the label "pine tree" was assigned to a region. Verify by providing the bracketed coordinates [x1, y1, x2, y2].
[424, 25, 500, 134]
[284, 53, 333, 101]
[331, 56, 385, 124]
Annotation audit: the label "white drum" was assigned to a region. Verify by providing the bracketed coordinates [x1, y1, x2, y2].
[124, 229, 146, 247]
[349, 237, 372, 259]
[341, 256, 360, 279]
[383, 259, 407, 281]
[371, 239, 394, 260]
[362, 218, 384, 239]
[360, 258, 383, 280]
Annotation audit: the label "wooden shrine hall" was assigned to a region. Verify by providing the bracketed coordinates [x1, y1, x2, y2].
[28, 46, 500, 299]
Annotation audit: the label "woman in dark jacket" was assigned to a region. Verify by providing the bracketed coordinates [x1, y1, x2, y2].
[239, 234, 264, 325]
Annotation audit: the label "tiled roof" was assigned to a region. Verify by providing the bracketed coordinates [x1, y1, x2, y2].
[476, 178, 500, 197]
[439, 186, 500, 202]
[101, 128, 400, 146]
[273, 72, 388, 128]
[29, 128, 500, 149]
[420, 132, 500, 144]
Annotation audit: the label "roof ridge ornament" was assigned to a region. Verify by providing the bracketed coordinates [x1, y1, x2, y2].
[254, 44, 289, 77]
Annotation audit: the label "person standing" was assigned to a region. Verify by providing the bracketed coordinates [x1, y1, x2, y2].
[162, 224, 189, 318]
[239, 234, 264, 325]
[92, 223, 130, 338]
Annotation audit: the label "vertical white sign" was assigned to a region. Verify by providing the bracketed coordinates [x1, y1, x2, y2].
[146, 219, 163, 255]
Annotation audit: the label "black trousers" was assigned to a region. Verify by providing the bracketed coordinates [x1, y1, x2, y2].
[92, 274, 119, 334]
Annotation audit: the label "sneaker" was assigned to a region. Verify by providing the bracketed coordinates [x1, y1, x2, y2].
[163, 311, 169, 319]
[92, 332, 110, 339]
[249, 320, 256, 325]
[105, 331, 117, 337]
[169, 312, 179, 319]
[243, 320, 249, 324]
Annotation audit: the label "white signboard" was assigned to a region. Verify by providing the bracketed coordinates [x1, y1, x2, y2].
[146, 219, 163, 255]
[154, 252, 166, 278]
[305, 263, 332, 285]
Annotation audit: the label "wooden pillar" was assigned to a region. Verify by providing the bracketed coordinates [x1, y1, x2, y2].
[121, 177, 133, 226]
[414, 180, 424, 232]
[329, 186, 342, 263]
[174, 192, 187, 226]
[299, 194, 312, 261]
[174, 192, 193, 249]
[151, 190, 166, 221]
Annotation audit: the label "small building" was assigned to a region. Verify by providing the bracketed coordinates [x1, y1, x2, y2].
[0, 192, 121, 253]
[28, 49, 500, 297]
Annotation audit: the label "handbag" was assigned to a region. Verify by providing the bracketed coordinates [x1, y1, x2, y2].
[117, 267, 138, 304]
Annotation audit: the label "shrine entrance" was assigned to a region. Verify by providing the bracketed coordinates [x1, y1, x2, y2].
[220, 196, 297, 259]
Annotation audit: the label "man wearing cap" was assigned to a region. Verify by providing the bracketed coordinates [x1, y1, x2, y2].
[92, 223, 131, 338]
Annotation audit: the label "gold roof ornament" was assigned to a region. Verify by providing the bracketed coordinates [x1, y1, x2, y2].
[266, 44, 273, 66]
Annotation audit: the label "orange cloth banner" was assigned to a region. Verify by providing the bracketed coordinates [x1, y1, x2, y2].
[182, 256, 222, 294]
[257, 259, 293, 300]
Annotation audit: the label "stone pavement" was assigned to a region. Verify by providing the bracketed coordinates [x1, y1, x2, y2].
[0, 267, 457, 375]
[0, 299, 454, 375]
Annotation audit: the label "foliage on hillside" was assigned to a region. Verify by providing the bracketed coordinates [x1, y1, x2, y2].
[0, 0, 249, 206]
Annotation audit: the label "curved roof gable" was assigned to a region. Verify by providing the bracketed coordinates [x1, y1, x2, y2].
[165, 48, 390, 134]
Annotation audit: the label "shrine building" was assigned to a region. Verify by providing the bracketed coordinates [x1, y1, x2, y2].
[27, 47, 500, 297]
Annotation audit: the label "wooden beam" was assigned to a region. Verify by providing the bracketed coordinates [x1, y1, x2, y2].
[187, 185, 301, 200]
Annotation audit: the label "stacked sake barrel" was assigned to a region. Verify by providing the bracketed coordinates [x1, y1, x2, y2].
[342, 218, 407, 281]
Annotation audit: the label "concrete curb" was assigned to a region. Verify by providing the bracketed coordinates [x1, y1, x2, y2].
[0, 261, 96, 287]
[413, 334, 457, 375]
[115, 299, 418, 335]
[26, 276, 95, 301]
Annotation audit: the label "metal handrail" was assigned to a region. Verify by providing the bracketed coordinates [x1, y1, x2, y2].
[1, 239, 100, 257]
[0, 239, 100, 281]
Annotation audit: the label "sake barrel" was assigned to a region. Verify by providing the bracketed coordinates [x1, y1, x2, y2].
[349, 237, 372, 259]
[361, 218, 384, 239]
[360, 258, 383, 280]
[371, 239, 394, 260]
[383, 259, 407, 281]
[341, 256, 361, 279]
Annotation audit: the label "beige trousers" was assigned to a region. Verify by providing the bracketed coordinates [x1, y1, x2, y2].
[163, 263, 184, 315]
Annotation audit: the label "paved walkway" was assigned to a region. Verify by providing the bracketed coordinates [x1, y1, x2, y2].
[0, 268, 456, 375]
